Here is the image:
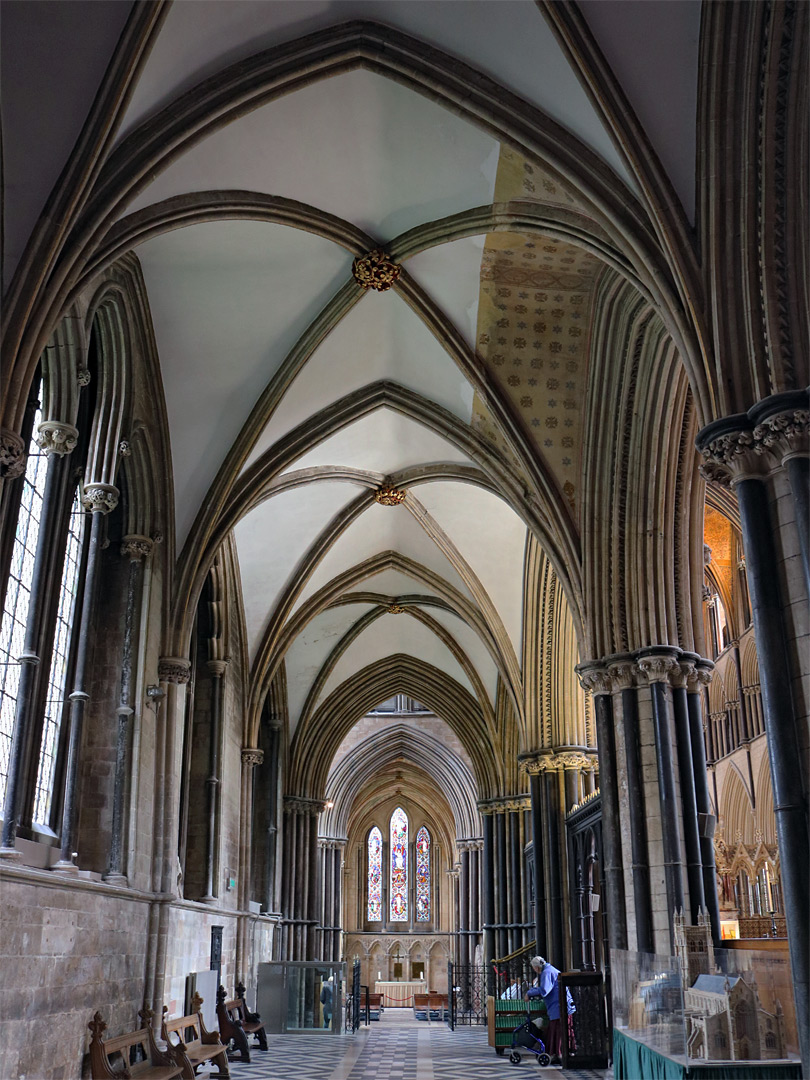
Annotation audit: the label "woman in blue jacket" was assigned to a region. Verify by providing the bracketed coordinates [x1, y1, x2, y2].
[527, 956, 576, 1065]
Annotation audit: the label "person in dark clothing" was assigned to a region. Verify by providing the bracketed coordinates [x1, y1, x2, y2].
[320, 976, 333, 1028]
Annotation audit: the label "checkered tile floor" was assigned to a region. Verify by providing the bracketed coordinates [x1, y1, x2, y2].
[224, 1009, 610, 1079]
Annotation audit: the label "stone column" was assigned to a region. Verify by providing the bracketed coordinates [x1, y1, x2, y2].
[700, 405, 809, 1071]
[481, 810, 495, 974]
[57, 482, 118, 869]
[609, 658, 654, 953]
[525, 767, 547, 959]
[262, 720, 281, 914]
[688, 659, 722, 945]
[636, 647, 684, 946]
[281, 796, 325, 961]
[458, 842, 470, 969]
[202, 658, 228, 902]
[576, 664, 628, 954]
[237, 747, 263, 978]
[672, 657, 705, 922]
[0, 422, 77, 855]
[105, 535, 152, 884]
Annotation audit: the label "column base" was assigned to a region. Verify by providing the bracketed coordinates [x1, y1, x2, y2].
[51, 859, 80, 874]
[103, 873, 128, 887]
[0, 846, 23, 861]
[199, 894, 216, 904]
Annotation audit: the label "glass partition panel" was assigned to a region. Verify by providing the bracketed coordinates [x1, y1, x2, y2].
[611, 949, 686, 1059]
[257, 962, 346, 1034]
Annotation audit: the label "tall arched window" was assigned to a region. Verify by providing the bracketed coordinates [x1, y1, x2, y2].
[0, 394, 48, 805]
[367, 826, 383, 921]
[390, 806, 408, 921]
[415, 826, 430, 922]
[33, 487, 84, 824]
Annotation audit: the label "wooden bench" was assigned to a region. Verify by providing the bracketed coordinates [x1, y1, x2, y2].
[367, 993, 383, 1021]
[413, 993, 430, 1020]
[89, 1008, 182, 1080]
[161, 994, 229, 1078]
[428, 993, 448, 1020]
[216, 983, 268, 1062]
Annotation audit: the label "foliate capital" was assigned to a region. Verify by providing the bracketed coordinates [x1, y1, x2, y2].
[607, 661, 637, 692]
[519, 752, 556, 775]
[575, 662, 612, 695]
[636, 648, 680, 684]
[753, 408, 809, 465]
[284, 796, 327, 816]
[699, 429, 764, 486]
[158, 657, 191, 684]
[121, 534, 154, 561]
[82, 482, 119, 513]
[0, 428, 26, 478]
[37, 420, 79, 457]
[241, 747, 264, 768]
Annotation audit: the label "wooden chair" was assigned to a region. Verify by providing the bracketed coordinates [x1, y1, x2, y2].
[89, 1008, 182, 1080]
[161, 993, 229, 1078]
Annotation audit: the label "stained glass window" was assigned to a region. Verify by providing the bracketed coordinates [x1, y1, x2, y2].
[0, 395, 47, 806]
[33, 486, 84, 825]
[415, 826, 430, 921]
[390, 806, 408, 921]
[367, 826, 383, 921]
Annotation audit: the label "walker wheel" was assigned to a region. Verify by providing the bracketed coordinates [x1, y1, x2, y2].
[537, 1054, 550, 1067]
[509, 1051, 521, 1064]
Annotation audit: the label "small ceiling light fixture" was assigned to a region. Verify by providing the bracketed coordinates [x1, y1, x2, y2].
[375, 485, 406, 506]
[352, 248, 401, 291]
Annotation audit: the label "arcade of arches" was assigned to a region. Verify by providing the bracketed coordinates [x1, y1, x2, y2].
[0, 3, 807, 1078]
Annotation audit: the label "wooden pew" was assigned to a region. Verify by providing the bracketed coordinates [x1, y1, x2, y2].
[234, 981, 268, 1050]
[89, 1008, 182, 1080]
[367, 993, 383, 1021]
[413, 993, 430, 1020]
[161, 993, 229, 1078]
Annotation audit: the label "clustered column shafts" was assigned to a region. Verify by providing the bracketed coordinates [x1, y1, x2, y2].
[608, 658, 654, 954]
[263, 722, 281, 915]
[699, 400, 810, 1075]
[672, 657, 706, 924]
[528, 772, 547, 960]
[687, 660, 722, 946]
[202, 658, 227, 902]
[281, 796, 326, 961]
[0, 444, 73, 853]
[106, 535, 152, 884]
[58, 485, 118, 869]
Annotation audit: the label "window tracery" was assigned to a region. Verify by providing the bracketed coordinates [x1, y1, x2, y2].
[367, 826, 382, 921]
[390, 806, 408, 921]
[415, 825, 430, 922]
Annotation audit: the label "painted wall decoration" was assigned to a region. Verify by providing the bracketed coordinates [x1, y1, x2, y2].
[367, 826, 383, 921]
[390, 807, 408, 921]
[416, 826, 430, 921]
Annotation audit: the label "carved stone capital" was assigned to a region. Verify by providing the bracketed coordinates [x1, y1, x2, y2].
[478, 795, 531, 814]
[352, 249, 401, 291]
[241, 747, 264, 768]
[694, 658, 715, 688]
[699, 425, 765, 486]
[0, 428, 26, 478]
[207, 658, 229, 679]
[284, 796, 327, 816]
[575, 662, 612, 695]
[519, 752, 556, 775]
[607, 659, 637, 692]
[636, 648, 680, 683]
[456, 838, 484, 853]
[37, 421, 79, 457]
[555, 750, 593, 771]
[752, 408, 810, 464]
[82, 482, 119, 513]
[121, 534, 153, 561]
[158, 657, 191, 684]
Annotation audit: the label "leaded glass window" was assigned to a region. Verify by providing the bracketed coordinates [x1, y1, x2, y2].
[415, 826, 430, 921]
[367, 826, 383, 921]
[390, 806, 408, 921]
[0, 397, 47, 805]
[33, 486, 84, 824]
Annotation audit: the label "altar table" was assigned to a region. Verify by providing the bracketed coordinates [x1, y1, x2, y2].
[374, 980, 426, 1007]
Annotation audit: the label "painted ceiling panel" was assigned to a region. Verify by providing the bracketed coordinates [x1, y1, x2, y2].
[117, 1, 636, 190]
[136, 221, 351, 549]
[284, 603, 376, 735]
[244, 291, 475, 470]
[414, 482, 527, 656]
[125, 70, 500, 239]
[294, 500, 473, 613]
[315, 613, 477, 711]
[580, 0, 701, 222]
[233, 480, 358, 662]
[1, 0, 134, 289]
[403, 234, 490, 354]
[281, 407, 473, 476]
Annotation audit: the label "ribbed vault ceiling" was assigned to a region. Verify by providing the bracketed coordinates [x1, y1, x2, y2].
[2, 0, 704, 798]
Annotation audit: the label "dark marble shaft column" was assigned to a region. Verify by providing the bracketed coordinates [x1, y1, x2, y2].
[106, 538, 151, 882]
[1, 450, 71, 851]
[609, 660, 654, 954]
[528, 772, 547, 959]
[638, 650, 685, 946]
[578, 665, 628, 956]
[482, 813, 495, 970]
[263, 723, 280, 914]
[202, 659, 227, 901]
[542, 774, 565, 967]
[672, 663, 705, 922]
[58, 497, 110, 868]
[785, 455, 810, 596]
[687, 661, 722, 946]
[459, 846, 470, 968]
[736, 475, 809, 1063]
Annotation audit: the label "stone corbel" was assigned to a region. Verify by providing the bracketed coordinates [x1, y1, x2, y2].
[575, 661, 612, 696]
[120, 534, 154, 561]
[241, 748, 264, 768]
[0, 428, 26, 478]
[82, 482, 119, 514]
[158, 657, 191, 685]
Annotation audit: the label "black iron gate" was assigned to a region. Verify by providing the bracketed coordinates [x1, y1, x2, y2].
[447, 963, 488, 1028]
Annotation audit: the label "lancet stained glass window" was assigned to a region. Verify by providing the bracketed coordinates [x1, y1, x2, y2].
[0, 393, 46, 805]
[390, 806, 408, 921]
[415, 826, 430, 921]
[367, 826, 383, 921]
[33, 487, 84, 824]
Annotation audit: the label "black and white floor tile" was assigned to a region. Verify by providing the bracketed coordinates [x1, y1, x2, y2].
[224, 1009, 610, 1080]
